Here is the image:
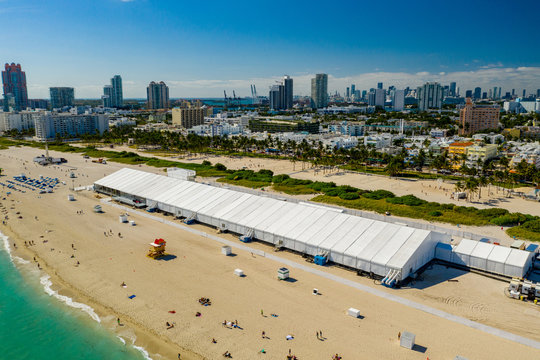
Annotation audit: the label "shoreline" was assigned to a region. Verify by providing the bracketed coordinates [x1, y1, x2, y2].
[0, 227, 202, 360]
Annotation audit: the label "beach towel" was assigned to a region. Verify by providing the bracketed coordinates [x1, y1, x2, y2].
[128, 295, 136, 299]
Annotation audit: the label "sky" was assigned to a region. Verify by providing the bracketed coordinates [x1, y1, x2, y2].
[2, 0, 540, 99]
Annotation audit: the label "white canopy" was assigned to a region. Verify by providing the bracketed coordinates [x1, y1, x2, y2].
[95, 168, 450, 281]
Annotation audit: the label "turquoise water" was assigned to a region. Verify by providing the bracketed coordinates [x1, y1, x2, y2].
[0, 234, 148, 360]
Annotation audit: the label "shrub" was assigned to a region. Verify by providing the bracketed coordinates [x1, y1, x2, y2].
[362, 189, 395, 200]
[324, 189, 342, 197]
[339, 192, 360, 200]
[386, 195, 427, 206]
[308, 181, 336, 191]
[214, 163, 227, 171]
[258, 169, 274, 178]
[281, 178, 312, 186]
[477, 208, 509, 218]
[272, 174, 290, 183]
[429, 211, 443, 217]
[491, 213, 537, 226]
[202, 160, 211, 166]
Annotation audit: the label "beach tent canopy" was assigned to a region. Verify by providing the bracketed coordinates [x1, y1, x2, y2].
[446, 239, 533, 278]
[95, 168, 451, 281]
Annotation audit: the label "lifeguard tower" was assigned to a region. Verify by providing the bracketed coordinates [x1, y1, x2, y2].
[148, 238, 167, 259]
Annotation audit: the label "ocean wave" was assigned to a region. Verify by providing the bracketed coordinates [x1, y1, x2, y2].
[39, 275, 101, 323]
[117, 336, 126, 345]
[0, 232, 13, 261]
[132, 344, 153, 360]
[14, 256, 30, 264]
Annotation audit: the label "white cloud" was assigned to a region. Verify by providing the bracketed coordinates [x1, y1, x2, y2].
[26, 67, 540, 99]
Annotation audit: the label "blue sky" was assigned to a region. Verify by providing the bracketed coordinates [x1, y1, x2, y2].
[2, 0, 540, 98]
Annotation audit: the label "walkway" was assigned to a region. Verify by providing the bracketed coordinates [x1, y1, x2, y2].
[103, 198, 540, 350]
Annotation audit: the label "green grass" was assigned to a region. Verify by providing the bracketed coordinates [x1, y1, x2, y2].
[217, 178, 270, 188]
[272, 184, 320, 195]
[313, 195, 495, 226]
[507, 220, 540, 242]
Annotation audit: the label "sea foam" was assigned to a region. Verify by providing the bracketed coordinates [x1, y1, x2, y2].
[39, 275, 101, 323]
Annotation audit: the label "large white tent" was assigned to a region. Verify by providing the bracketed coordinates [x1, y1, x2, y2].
[436, 239, 533, 278]
[95, 168, 452, 281]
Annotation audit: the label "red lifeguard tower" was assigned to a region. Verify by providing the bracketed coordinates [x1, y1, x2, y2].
[147, 238, 167, 259]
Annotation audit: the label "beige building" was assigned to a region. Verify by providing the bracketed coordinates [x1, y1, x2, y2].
[172, 104, 212, 129]
[466, 143, 498, 162]
[459, 98, 500, 135]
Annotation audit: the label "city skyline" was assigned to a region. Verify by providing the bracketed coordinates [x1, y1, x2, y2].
[1, 0, 540, 98]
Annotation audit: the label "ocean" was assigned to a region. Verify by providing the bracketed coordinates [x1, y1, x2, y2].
[0, 232, 150, 360]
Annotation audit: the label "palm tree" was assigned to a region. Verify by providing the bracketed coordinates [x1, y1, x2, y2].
[454, 180, 464, 194]
[477, 176, 488, 199]
[465, 178, 479, 202]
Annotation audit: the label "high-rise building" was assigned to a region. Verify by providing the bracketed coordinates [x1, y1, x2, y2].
[492, 87, 498, 100]
[512, 89, 515, 96]
[443, 85, 449, 98]
[346, 87, 350, 99]
[111, 75, 123, 108]
[367, 91, 376, 106]
[375, 88, 386, 107]
[269, 84, 284, 110]
[537, 89, 540, 98]
[268, 76, 293, 110]
[102, 75, 123, 108]
[33, 113, 109, 140]
[482, 92, 487, 99]
[102, 86, 113, 108]
[473, 87, 481, 100]
[417, 82, 443, 111]
[377, 82, 383, 90]
[351, 84, 355, 95]
[172, 105, 210, 129]
[2, 63, 28, 112]
[283, 75, 293, 109]
[459, 98, 500, 135]
[465, 90, 473, 98]
[523, 89, 526, 97]
[146, 81, 169, 109]
[392, 90, 405, 111]
[28, 99, 49, 109]
[310, 74, 328, 109]
[49, 87, 74, 109]
[449, 82, 457, 97]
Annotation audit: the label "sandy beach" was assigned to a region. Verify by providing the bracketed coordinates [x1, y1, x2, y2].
[2, 145, 540, 360]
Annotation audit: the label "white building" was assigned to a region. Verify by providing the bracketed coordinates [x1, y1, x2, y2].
[364, 133, 392, 148]
[0, 111, 38, 132]
[33, 113, 109, 141]
[109, 117, 136, 127]
[328, 122, 364, 136]
[188, 123, 244, 137]
[323, 136, 359, 149]
[392, 90, 405, 111]
[504, 99, 540, 114]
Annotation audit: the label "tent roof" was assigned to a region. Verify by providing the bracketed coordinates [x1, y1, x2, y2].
[95, 168, 444, 277]
[454, 239, 478, 255]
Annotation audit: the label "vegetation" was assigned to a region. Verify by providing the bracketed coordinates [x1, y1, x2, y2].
[507, 220, 540, 242]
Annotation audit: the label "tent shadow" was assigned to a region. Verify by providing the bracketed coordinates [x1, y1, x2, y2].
[157, 254, 177, 261]
[402, 264, 466, 290]
[412, 344, 427, 353]
[284, 277, 298, 283]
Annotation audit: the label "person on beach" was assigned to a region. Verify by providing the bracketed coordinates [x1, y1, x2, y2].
[262, 331, 265, 339]
[212, 338, 217, 344]
[117, 318, 121, 325]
